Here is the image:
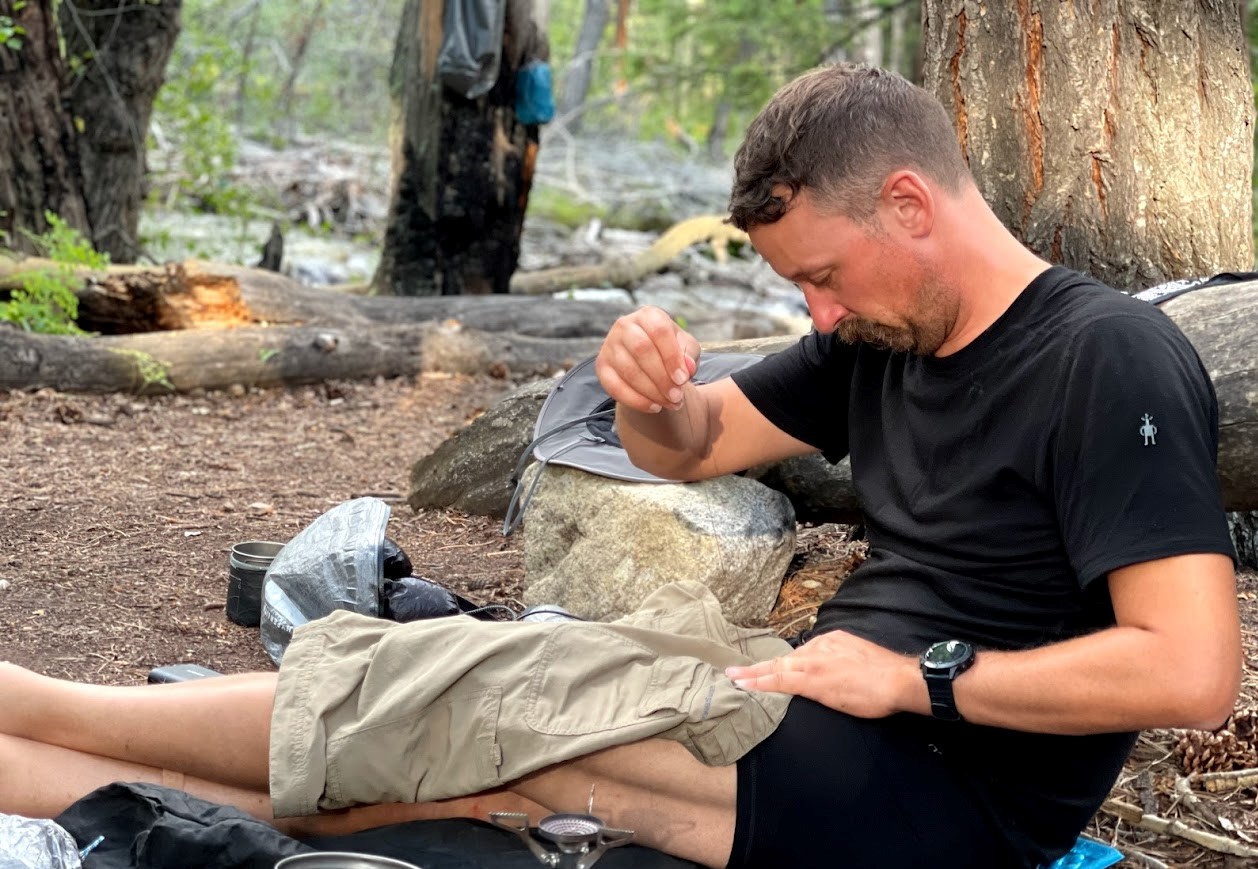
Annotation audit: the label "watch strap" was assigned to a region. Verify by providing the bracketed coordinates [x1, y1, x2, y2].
[924, 673, 962, 722]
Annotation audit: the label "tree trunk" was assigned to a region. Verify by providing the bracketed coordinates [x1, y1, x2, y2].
[373, 0, 545, 297]
[234, 0, 263, 128]
[278, 0, 329, 141]
[887, 0, 921, 81]
[557, 0, 611, 132]
[706, 39, 757, 163]
[58, 0, 183, 264]
[921, 1, 1254, 290]
[0, 0, 92, 253]
[853, 0, 884, 67]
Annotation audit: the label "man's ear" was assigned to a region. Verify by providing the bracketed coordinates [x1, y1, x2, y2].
[880, 170, 934, 239]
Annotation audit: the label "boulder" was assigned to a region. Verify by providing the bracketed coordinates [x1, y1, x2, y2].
[521, 465, 796, 624]
[407, 378, 554, 518]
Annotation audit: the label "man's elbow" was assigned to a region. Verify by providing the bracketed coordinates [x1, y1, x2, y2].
[1169, 666, 1242, 731]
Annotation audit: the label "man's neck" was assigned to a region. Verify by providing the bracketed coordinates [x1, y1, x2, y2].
[932, 189, 1051, 357]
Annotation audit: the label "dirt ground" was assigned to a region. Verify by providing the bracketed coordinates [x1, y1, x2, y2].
[1, 376, 1256, 867]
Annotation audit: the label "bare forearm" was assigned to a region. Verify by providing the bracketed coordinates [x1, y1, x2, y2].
[614, 384, 713, 480]
[936, 627, 1239, 733]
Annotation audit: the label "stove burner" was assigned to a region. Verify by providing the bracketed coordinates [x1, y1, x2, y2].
[490, 811, 634, 869]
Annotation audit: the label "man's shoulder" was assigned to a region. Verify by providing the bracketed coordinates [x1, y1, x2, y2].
[1036, 268, 1190, 353]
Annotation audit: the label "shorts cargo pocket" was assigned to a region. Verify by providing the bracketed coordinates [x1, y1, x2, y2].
[322, 685, 503, 809]
[525, 626, 701, 736]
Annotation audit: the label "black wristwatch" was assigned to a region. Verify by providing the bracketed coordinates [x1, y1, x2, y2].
[919, 639, 976, 722]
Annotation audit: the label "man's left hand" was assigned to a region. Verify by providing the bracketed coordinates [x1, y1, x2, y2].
[725, 631, 926, 718]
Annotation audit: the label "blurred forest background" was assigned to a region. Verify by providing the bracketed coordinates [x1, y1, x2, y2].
[5, 0, 1257, 286]
[4, 0, 927, 280]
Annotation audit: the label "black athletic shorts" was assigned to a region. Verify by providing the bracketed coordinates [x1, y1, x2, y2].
[728, 698, 1025, 869]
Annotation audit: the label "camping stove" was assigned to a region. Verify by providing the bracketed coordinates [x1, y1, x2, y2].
[489, 811, 634, 869]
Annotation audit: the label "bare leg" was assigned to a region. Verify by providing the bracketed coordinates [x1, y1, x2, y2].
[0, 733, 273, 820]
[0, 662, 273, 789]
[509, 739, 737, 868]
[0, 665, 737, 866]
[0, 732, 548, 836]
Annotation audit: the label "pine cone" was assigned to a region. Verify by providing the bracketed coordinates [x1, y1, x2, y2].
[1174, 708, 1258, 775]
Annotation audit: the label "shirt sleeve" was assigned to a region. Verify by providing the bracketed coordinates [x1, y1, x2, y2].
[1051, 310, 1236, 587]
[730, 330, 857, 462]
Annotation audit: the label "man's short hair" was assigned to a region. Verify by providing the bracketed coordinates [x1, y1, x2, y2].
[729, 64, 972, 230]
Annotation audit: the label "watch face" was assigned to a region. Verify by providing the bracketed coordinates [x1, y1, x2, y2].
[923, 639, 972, 669]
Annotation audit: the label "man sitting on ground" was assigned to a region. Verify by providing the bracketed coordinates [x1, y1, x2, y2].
[0, 63, 1240, 869]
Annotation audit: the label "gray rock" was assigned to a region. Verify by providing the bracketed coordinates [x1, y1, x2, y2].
[407, 378, 554, 518]
[746, 454, 863, 526]
[521, 465, 796, 624]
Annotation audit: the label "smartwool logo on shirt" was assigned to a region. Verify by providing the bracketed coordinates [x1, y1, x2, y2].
[1140, 414, 1158, 446]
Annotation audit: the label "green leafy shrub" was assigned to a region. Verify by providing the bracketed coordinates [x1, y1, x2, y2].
[0, 11, 25, 51]
[1, 214, 109, 335]
[151, 34, 256, 217]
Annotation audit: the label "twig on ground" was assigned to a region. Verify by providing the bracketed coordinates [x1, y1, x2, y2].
[1192, 767, 1258, 793]
[1120, 850, 1171, 869]
[1102, 799, 1258, 857]
[1170, 775, 1223, 829]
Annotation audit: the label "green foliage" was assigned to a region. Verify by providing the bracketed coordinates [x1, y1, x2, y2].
[546, 0, 906, 154]
[152, 32, 253, 216]
[529, 186, 610, 229]
[0, 214, 107, 335]
[0, 12, 25, 51]
[163, 0, 402, 147]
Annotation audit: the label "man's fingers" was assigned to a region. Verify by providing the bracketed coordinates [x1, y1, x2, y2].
[680, 334, 702, 378]
[726, 656, 809, 696]
[595, 364, 662, 414]
[607, 319, 685, 409]
[594, 306, 700, 412]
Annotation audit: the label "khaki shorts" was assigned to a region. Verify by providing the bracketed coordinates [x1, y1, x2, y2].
[269, 581, 793, 817]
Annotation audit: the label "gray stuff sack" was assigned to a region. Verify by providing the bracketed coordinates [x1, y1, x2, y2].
[502, 352, 764, 535]
[259, 497, 391, 665]
[437, 0, 506, 99]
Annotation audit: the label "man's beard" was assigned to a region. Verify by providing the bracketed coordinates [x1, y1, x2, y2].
[833, 282, 955, 356]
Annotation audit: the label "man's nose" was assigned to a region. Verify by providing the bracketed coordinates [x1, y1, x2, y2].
[803, 286, 849, 333]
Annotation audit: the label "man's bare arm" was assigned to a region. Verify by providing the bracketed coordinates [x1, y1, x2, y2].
[947, 552, 1241, 732]
[595, 307, 816, 480]
[727, 552, 1242, 733]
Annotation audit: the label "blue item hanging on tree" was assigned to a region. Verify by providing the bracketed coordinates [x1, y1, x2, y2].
[515, 59, 555, 125]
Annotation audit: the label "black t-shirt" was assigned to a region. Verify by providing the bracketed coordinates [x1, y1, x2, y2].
[731, 265, 1236, 864]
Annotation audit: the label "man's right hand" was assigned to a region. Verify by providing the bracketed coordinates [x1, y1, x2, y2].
[595, 306, 702, 414]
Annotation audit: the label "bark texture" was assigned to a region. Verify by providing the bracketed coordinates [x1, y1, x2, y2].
[59, 0, 182, 263]
[373, 0, 545, 296]
[0, 0, 92, 252]
[922, 0, 1254, 289]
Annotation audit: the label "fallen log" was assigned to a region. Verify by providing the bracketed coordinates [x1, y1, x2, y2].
[409, 280, 1258, 517]
[0, 257, 635, 337]
[0, 322, 602, 394]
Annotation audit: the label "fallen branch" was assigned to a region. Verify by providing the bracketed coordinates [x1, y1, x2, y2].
[1192, 767, 1258, 794]
[1170, 776, 1222, 829]
[509, 214, 748, 295]
[1102, 799, 1258, 858]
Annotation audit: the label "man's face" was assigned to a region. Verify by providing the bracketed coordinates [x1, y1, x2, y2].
[748, 189, 956, 355]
